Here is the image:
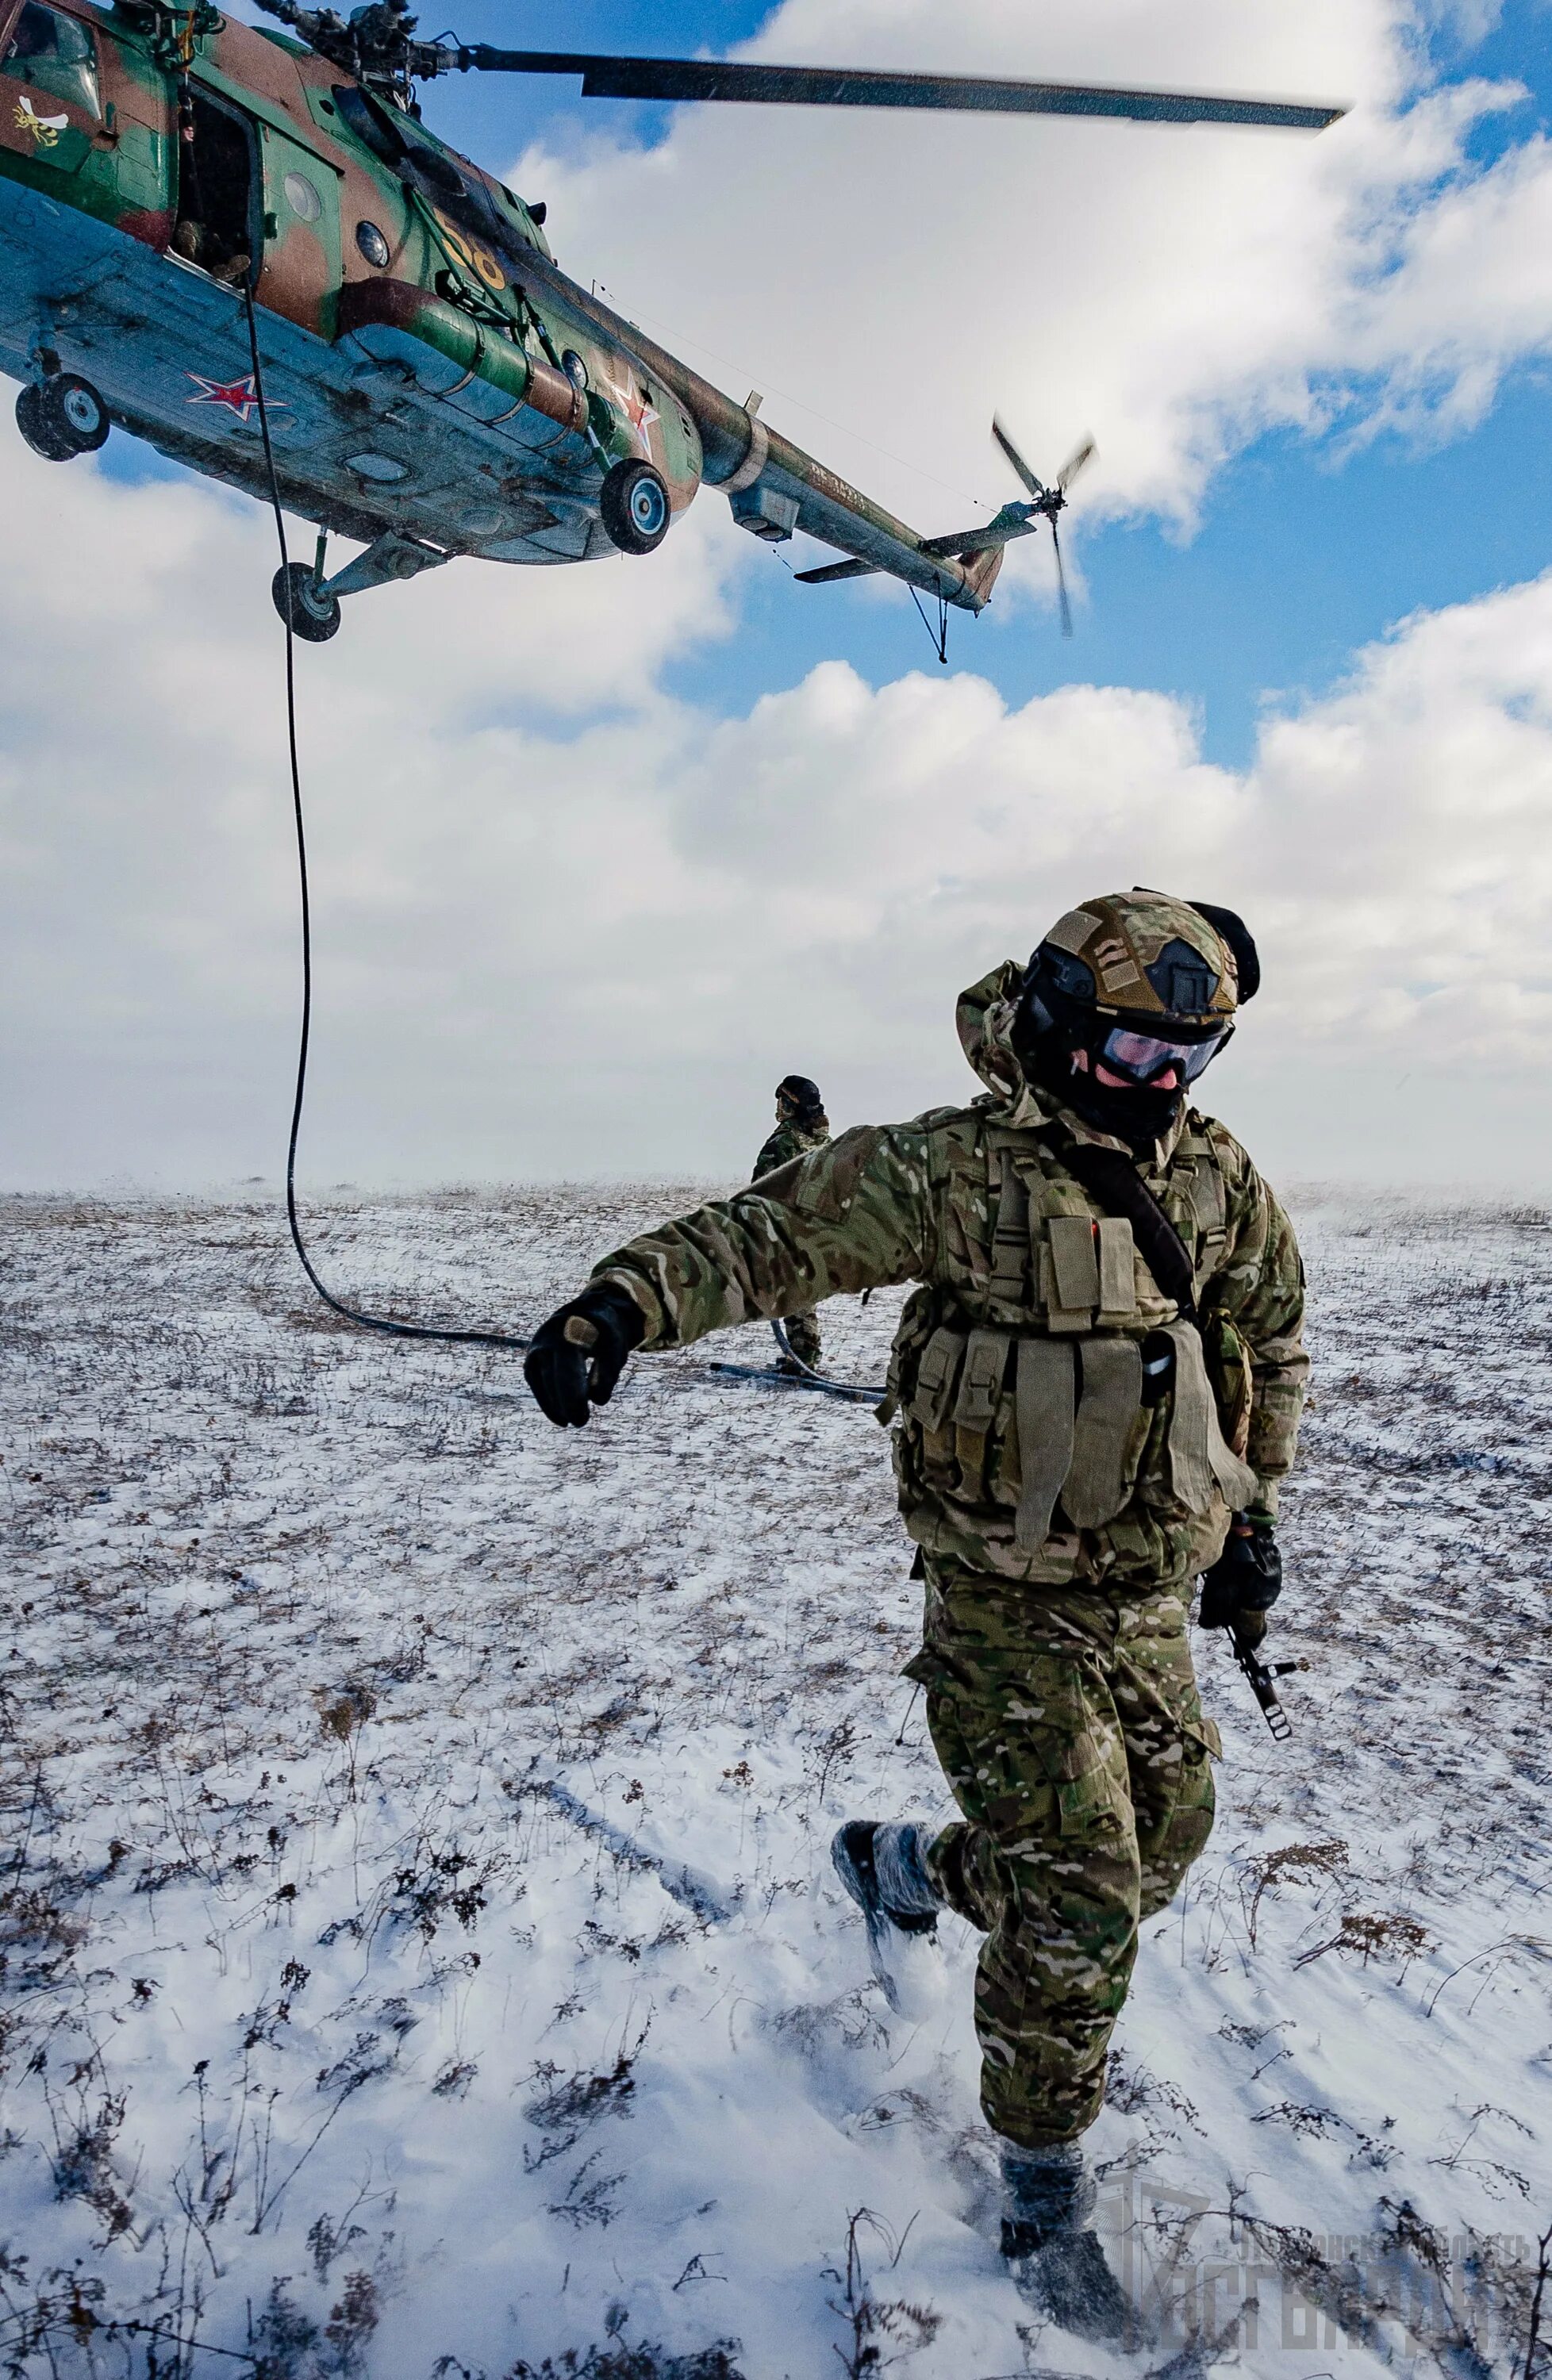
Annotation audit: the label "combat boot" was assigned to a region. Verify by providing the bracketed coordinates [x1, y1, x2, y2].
[999, 2140, 1132, 2344]
[831, 1821, 942, 2013]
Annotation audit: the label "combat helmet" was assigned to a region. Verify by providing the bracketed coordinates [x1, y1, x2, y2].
[1012, 889, 1259, 1146]
[776, 1073, 826, 1124]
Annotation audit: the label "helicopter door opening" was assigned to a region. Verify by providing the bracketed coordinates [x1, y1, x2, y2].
[172, 89, 255, 286]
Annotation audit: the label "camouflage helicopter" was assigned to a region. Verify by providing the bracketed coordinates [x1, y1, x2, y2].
[0, 0, 1343, 640]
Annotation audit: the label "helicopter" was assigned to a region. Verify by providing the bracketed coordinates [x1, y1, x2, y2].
[0, 0, 1344, 642]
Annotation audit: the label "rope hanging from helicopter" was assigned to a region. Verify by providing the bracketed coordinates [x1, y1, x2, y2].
[238, 285, 885, 1396]
[241, 280, 532, 1353]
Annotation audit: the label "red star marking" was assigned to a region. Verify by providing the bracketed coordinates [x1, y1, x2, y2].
[185, 372, 288, 424]
[601, 370, 659, 453]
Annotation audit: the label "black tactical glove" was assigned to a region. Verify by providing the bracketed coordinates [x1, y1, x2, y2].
[524, 1284, 646, 1427]
[1198, 1515, 1282, 1648]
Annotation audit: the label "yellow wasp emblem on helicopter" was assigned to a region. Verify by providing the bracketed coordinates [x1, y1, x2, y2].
[13, 90, 68, 143]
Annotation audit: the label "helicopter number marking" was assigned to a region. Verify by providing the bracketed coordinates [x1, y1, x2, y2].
[13, 95, 69, 147]
[186, 372, 290, 425]
[430, 206, 505, 295]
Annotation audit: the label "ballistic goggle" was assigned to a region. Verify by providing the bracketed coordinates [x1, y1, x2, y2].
[1094, 1019, 1231, 1086]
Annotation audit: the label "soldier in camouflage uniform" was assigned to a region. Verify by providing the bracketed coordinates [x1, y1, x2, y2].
[753, 1075, 831, 1372]
[524, 892, 1306, 2338]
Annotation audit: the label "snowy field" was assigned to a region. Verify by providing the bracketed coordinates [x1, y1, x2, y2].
[2, 1183, 1549, 2380]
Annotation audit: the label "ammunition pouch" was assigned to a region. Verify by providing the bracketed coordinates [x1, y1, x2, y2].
[889, 1117, 1258, 1565]
[902, 1312, 1254, 1551]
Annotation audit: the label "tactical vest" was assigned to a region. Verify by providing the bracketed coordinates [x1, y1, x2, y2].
[885, 1114, 1258, 1564]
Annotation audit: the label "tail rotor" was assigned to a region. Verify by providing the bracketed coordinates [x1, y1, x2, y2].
[990, 418, 1095, 636]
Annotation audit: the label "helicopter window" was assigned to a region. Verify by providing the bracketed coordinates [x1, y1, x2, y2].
[332, 83, 405, 168]
[398, 133, 464, 202]
[283, 169, 323, 222]
[2, 2, 99, 120]
[332, 80, 521, 262]
[171, 91, 255, 288]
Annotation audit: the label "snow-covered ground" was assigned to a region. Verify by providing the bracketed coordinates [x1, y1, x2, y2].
[2, 1184, 1549, 2380]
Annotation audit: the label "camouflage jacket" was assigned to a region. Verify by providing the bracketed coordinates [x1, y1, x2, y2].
[594, 964, 1307, 1591]
[753, 1116, 831, 1180]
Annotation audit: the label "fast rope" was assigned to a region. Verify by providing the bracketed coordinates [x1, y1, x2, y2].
[242, 281, 530, 1353]
[242, 283, 880, 1397]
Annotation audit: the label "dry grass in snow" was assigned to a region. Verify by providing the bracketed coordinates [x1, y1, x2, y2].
[1, 1183, 1549, 2378]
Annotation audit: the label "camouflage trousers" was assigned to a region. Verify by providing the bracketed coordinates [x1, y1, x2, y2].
[783, 1309, 823, 1369]
[905, 1558, 1219, 2150]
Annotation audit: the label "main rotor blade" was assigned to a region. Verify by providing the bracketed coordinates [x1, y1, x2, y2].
[1051, 518, 1074, 638]
[992, 416, 1047, 501]
[455, 50, 1346, 130]
[1057, 435, 1097, 494]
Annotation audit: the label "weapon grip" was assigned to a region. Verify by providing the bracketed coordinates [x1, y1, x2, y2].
[1229, 1625, 1293, 1742]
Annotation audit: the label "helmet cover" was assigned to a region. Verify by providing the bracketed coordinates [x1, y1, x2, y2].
[1036, 891, 1247, 1025]
[1014, 890, 1257, 1146]
[776, 1073, 824, 1120]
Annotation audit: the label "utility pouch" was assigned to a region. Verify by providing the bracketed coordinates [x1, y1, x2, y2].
[1013, 1338, 1074, 1548]
[1096, 1217, 1139, 1326]
[909, 1325, 966, 1434]
[987, 1150, 1031, 1309]
[903, 1322, 966, 1488]
[1064, 1336, 1145, 1530]
[1046, 1214, 1101, 1331]
[1162, 1317, 1258, 1515]
[953, 1327, 1011, 1499]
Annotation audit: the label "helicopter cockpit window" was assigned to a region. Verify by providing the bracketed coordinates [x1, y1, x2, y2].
[332, 83, 512, 251]
[332, 83, 405, 169]
[2, 2, 99, 120]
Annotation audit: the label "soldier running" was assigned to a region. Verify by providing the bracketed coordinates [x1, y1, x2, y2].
[523, 892, 1307, 2339]
[752, 1074, 831, 1373]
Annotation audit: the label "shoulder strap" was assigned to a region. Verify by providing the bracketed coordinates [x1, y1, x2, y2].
[1040, 1125, 1197, 1322]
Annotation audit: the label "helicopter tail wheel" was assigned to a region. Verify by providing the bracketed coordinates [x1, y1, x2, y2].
[16, 373, 109, 461]
[599, 458, 671, 556]
[271, 562, 342, 643]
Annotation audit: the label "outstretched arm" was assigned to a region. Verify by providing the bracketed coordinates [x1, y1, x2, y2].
[591, 1123, 932, 1349]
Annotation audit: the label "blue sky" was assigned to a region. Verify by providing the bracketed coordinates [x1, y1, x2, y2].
[404, 0, 1552, 763]
[12, 0, 1552, 1189]
[99, 0, 1552, 766]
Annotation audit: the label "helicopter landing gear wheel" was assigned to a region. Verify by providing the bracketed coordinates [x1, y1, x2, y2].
[271, 562, 342, 643]
[16, 373, 109, 461]
[599, 457, 670, 555]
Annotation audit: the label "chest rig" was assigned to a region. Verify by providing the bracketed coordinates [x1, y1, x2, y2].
[897, 1120, 1258, 1552]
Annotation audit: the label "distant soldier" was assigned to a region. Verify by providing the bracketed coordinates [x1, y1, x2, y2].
[524, 894, 1306, 2340]
[752, 1075, 830, 1373]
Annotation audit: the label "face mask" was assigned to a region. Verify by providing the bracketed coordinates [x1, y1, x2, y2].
[1058, 1065, 1188, 1152]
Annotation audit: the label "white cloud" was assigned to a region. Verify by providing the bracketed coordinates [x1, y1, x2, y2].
[6, 409, 1552, 1195]
[7, 0, 1552, 1204]
[506, 0, 1552, 596]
